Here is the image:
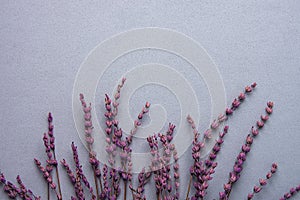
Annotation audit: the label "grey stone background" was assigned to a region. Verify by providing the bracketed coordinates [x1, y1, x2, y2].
[0, 1, 299, 199]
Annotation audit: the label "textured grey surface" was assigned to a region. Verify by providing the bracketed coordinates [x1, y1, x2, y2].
[1, 1, 300, 199]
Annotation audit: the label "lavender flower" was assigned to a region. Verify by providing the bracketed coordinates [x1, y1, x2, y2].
[40, 113, 62, 199]
[3, 180, 19, 199]
[127, 102, 151, 145]
[247, 163, 278, 199]
[34, 158, 61, 199]
[61, 159, 76, 185]
[172, 144, 180, 200]
[0, 173, 22, 199]
[225, 82, 257, 116]
[220, 101, 274, 200]
[104, 94, 117, 167]
[16, 175, 34, 200]
[112, 77, 126, 117]
[2, 80, 292, 200]
[279, 184, 300, 200]
[79, 93, 102, 198]
[196, 126, 229, 198]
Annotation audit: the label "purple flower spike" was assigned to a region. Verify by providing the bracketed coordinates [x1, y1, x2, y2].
[221, 101, 274, 199]
[2, 81, 289, 200]
[112, 77, 126, 117]
[34, 158, 60, 199]
[247, 162, 278, 199]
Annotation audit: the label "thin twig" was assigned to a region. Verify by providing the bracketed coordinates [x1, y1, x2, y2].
[47, 183, 50, 200]
[124, 181, 127, 200]
[54, 153, 62, 199]
[93, 170, 100, 200]
[185, 175, 192, 200]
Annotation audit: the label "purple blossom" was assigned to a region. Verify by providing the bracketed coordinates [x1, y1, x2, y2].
[247, 163, 278, 199]
[220, 101, 274, 199]
[2, 80, 293, 200]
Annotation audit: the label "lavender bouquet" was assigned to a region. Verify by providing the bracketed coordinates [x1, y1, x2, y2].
[0, 80, 299, 200]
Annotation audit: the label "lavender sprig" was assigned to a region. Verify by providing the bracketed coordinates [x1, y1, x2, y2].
[61, 158, 96, 199]
[2, 178, 19, 199]
[34, 158, 61, 199]
[2, 80, 291, 200]
[145, 124, 176, 200]
[171, 144, 180, 200]
[112, 77, 126, 117]
[104, 94, 120, 198]
[80, 93, 102, 198]
[186, 83, 257, 200]
[71, 142, 96, 199]
[196, 126, 229, 199]
[129, 168, 151, 200]
[61, 159, 76, 185]
[40, 113, 62, 200]
[219, 101, 274, 200]
[123, 102, 151, 200]
[16, 175, 34, 200]
[247, 163, 278, 199]
[1, 173, 17, 199]
[47, 113, 62, 198]
[127, 102, 151, 146]
[279, 184, 300, 200]
[2, 174, 41, 200]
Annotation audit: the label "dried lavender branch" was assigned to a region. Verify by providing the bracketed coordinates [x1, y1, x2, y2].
[16, 175, 33, 200]
[127, 102, 151, 145]
[104, 94, 118, 198]
[112, 77, 126, 117]
[147, 134, 162, 199]
[279, 184, 300, 200]
[247, 163, 278, 199]
[71, 142, 98, 199]
[186, 82, 257, 200]
[80, 94, 102, 199]
[60, 159, 76, 185]
[220, 101, 274, 200]
[34, 158, 61, 199]
[47, 113, 63, 199]
[1, 80, 289, 200]
[43, 132, 52, 200]
[1, 175, 18, 200]
[185, 114, 205, 200]
[0, 172, 41, 200]
[125, 102, 151, 200]
[171, 144, 180, 200]
[197, 126, 229, 198]
[111, 77, 129, 200]
[144, 124, 176, 200]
